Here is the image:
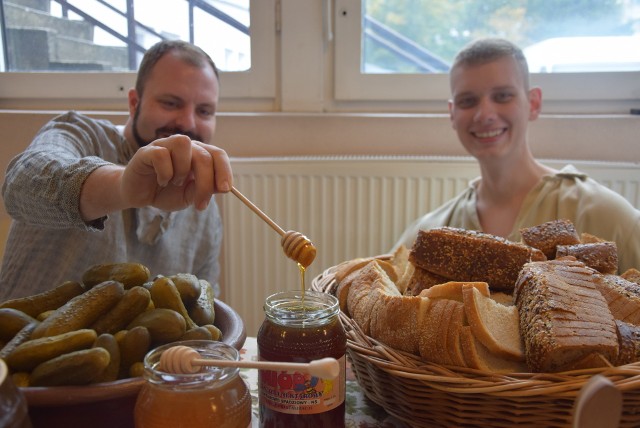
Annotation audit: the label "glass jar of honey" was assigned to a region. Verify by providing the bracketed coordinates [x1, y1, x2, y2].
[134, 340, 252, 428]
[0, 359, 32, 428]
[257, 290, 346, 428]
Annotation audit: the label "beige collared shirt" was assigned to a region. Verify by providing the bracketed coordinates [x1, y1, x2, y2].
[394, 165, 640, 274]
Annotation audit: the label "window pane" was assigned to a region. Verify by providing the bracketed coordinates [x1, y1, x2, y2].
[2, 0, 250, 72]
[363, 0, 640, 74]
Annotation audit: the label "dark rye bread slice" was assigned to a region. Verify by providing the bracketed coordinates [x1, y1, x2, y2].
[520, 219, 580, 260]
[409, 227, 546, 292]
[514, 258, 619, 372]
[556, 241, 619, 274]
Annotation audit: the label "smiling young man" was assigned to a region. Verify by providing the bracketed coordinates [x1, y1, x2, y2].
[394, 38, 640, 273]
[0, 40, 233, 300]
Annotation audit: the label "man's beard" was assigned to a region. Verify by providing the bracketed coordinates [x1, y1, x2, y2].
[132, 105, 202, 147]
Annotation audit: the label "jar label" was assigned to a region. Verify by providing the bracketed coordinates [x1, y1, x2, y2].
[258, 355, 345, 415]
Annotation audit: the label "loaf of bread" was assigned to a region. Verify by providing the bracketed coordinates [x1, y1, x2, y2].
[556, 241, 618, 274]
[614, 319, 640, 366]
[346, 260, 400, 335]
[519, 219, 580, 259]
[621, 268, 640, 285]
[514, 258, 619, 372]
[418, 298, 464, 366]
[370, 292, 425, 354]
[580, 232, 606, 243]
[595, 273, 640, 325]
[388, 245, 450, 296]
[334, 222, 640, 374]
[403, 265, 449, 296]
[336, 258, 398, 314]
[410, 227, 546, 292]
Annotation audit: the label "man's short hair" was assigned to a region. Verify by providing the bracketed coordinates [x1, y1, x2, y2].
[451, 38, 530, 90]
[135, 40, 219, 98]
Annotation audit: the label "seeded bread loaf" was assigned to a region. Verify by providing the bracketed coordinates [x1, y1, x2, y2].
[614, 320, 640, 366]
[410, 227, 546, 292]
[514, 258, 619, 372]
[595, 273, 640, 325]
[556, 241, 618, 274]
[621, 268, 640, 285]
[519, 219, 580, 260]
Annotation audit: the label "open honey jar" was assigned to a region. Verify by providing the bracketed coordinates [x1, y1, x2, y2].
[134, 340, 252, 428]
[257, 290, 346, 428]
[0, 359, 32, 428]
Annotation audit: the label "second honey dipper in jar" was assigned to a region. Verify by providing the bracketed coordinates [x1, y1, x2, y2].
[257, 290, 346, 428]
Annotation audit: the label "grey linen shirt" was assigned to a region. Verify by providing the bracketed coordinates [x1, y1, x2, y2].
[0, 111, 222, 300]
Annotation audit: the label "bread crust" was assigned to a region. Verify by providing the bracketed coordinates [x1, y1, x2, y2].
[596, 274, 640, 324]
[515, 259, 619, 372]
[346, 260, 400, 335]
[621, 268, 640, 285]
[370, 294, 422, 354]
[556, 242, 618, 274]
[419, 281, 489, 301]
[462, 285, 524, 361]
[410, 227, 546, 292]
[520, 219, 580, 259]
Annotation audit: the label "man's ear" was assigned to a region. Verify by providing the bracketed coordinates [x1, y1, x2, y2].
[528, 87, 542, 120]
[448, 99, 456, 129]
[128, 88, 139, 117]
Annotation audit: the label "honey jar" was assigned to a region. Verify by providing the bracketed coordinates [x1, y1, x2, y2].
[0, 359, 32, 428]
[134, 340, 252, 428]
[257, 290, 346, 427]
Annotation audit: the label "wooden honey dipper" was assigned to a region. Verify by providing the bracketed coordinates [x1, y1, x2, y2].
[230, 186, 317, 267]
[159, 345, 339, 378]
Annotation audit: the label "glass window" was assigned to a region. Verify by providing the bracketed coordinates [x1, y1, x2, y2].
[335, 0, 640, 113]
[0, 0, 275, 108]
[362, 0, 640, 74]
[2, 0, 250, 72]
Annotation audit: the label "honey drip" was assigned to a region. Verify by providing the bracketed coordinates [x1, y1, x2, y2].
[298, 262, 306, 307]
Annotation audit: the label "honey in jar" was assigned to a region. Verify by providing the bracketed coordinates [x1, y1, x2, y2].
[134, 340, 252, 428]
[0, 359, 32, 428]
[257, 290, 346, 428]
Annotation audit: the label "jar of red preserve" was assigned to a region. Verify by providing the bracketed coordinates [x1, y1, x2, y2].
[257, 290, 346, 428]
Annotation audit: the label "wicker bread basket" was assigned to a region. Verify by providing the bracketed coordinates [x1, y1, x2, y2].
[311, 260, 640, 428]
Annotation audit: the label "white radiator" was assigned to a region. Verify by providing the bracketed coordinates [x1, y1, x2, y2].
[218, 156, 640, 336]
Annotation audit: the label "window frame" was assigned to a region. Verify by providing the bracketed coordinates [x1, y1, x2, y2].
[0, 0, 276, 110]
[333, 0, 640, 114]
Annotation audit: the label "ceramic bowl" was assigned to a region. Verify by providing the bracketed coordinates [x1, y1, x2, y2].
[21, 299, 246, 428]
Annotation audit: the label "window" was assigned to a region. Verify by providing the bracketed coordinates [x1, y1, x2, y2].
[335, 0, 640, 113]
[0, 0, 275, 108]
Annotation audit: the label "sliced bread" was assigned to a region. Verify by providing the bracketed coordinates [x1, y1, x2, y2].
[462, 284, 524, 361]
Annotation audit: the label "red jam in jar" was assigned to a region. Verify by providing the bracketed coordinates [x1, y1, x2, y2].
[134, 340, 252, 428]
[257, 290, 346, 428]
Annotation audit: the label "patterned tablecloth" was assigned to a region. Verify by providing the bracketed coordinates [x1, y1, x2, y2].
[240, 336, 409, 428]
